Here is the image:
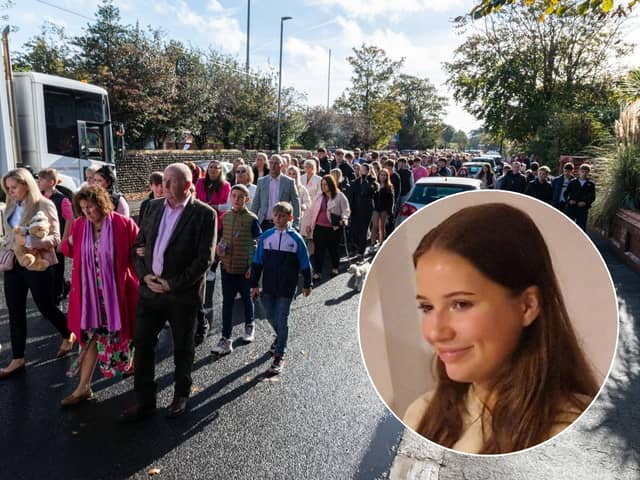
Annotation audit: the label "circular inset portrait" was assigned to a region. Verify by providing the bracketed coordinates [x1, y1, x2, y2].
[359, 190, 618, 455]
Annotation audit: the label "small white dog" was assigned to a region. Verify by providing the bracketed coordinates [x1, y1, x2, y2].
[347, 262, 370, 292]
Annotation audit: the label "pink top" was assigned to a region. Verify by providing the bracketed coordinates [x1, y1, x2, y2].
[44, 192, 74, 220]
[315, 196, 332, 228]
[413, 166, 429, 182]
[152, 195, 190, 276]
[195, 178, 231, 229]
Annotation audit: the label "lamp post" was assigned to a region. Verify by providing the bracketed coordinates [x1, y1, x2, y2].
[245, 0, 251, 72]
[276, 16, 292, 153]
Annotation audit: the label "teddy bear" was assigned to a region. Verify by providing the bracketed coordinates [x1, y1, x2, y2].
[13, 211, 51, 271]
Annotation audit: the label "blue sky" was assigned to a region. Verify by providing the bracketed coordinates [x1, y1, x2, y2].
[6, 0, 640, 134]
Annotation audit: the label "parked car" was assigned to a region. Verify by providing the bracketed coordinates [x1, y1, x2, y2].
[461, 161, 491, 178]
[396, 176, 482, 225]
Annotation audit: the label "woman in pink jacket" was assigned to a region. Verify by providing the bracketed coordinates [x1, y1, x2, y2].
[59, 185, 139, 407]
[195, 159, 231, 231]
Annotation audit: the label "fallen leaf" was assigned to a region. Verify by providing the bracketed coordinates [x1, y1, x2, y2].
[148, 467, 161, 476]
[245, 376, 253, 383]
[190, 385, 202, 394]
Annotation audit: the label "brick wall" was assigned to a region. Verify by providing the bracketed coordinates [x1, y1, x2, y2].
[116, 149, 309, 195]
[608, 209, 640, 273]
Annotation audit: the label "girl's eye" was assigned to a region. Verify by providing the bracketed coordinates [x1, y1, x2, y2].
[418, 303, 433, 314]
[452, 301, 472, 311]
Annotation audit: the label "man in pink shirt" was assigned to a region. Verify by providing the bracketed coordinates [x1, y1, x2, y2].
[123, 163, 217, 421]
[411, 159, 428, 182]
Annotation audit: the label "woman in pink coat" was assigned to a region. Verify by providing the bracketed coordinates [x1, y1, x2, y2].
[59, 185, 139, 407]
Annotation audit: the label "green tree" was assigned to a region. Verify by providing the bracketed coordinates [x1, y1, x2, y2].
[452, 130, 469, 151]
[446, 2, 627, 161]
[466, 0, 636, 21]
[336, 44, 404, 148]
[440, 124, 456, 148]
[13, 21, 74, 76]
[298, 107, 341, 149]
[395, 74, 448, 149]
[73, 0, 128, 85]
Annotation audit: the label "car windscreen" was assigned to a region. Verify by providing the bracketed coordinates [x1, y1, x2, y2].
[409, 184, 476, 205]
[465, 165, 483, 176]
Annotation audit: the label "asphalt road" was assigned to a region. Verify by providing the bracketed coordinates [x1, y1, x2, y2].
[0, 256, 404, 479]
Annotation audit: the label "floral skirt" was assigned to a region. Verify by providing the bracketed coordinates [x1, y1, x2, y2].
[66, 327, 133, 379]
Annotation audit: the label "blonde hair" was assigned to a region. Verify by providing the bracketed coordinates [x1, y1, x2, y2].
[2, 168, 43, 211]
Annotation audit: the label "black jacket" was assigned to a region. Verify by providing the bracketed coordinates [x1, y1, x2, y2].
[349, 176, 376, 216]
[397, 168, 413, 196]
[564, 178, 596, 208]
[525, 179, 552, 204]
[135, 196, 217, 305]
[374, 187, 394, 214]
[500, 172, 527, 193]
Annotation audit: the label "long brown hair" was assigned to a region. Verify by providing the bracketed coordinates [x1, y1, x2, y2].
[412, 203, 598, 454]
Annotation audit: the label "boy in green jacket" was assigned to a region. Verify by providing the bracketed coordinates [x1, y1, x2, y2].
[211, 184, 262, 355]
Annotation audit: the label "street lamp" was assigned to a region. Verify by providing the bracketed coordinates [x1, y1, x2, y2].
[245, 0, 251, 72]
[276, 15, 292, 153]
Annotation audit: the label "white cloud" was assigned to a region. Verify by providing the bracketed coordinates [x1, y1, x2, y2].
[154, 0, 245, 54]
[276, 14, 481, 131]
[306, 0, 467, 19]
[207, 0, 225, 13]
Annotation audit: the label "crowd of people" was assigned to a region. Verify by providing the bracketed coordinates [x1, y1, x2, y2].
[0, 147, 596, 419]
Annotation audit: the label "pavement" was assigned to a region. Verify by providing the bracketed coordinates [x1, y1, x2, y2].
[388, 234, 640, 479]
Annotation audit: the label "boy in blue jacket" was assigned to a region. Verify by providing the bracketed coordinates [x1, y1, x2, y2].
[251, 201, 312, 374]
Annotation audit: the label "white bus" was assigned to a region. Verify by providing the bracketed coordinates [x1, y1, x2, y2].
[1, 28, 118, 192]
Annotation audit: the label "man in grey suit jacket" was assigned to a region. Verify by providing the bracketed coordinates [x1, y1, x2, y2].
[251, 154, 300, 231]
[122, 163, 217, 421]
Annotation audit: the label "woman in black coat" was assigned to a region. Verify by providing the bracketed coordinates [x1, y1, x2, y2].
[349, 163, 377, 257]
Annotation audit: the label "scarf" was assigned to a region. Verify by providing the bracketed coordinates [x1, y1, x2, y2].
[80, 215, 122, 332]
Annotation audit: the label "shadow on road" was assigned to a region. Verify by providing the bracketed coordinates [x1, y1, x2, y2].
[0, 316, 273, 480]
[582, 238, 640, 467]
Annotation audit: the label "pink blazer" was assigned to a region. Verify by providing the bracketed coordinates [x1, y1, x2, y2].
[60, 213, 140, 344]
[195, 178, 231, 229]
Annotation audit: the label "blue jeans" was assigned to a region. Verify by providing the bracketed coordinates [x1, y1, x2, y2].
[261, 293, 293, 355]
[221, 269, 254, 339]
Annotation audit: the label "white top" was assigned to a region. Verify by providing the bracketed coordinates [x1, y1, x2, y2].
[404, 388, 588, 454]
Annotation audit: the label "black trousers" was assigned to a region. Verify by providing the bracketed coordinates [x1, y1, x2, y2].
[313, 225, 340, 272]
[567, 205, 589, 232]
[197, 261, 218, 332]
[53, 252, 66, 299]
[4, 264, 71, 359]
[351, 210, 373, 255]
[133, 295, 199, 404]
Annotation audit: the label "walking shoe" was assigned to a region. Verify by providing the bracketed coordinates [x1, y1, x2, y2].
[242, 324, 255, 343]
[268, 354, 285, 374]
[269, 337, 278, 354]
[211, 337, 233, 355]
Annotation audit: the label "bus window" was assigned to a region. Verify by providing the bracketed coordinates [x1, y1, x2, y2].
[44, 86, 108, 161]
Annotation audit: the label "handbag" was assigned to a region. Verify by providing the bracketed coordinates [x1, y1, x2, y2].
[0, 249, 15, 272]
[330, 213, 342, 227]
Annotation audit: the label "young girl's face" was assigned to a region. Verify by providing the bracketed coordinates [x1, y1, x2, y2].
[415, 249, 539, 394]
[208, 161, 222, 179]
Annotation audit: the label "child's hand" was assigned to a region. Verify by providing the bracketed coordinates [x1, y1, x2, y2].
[251, 287, 260, 299]
[302, 288, 311, 297]
[136, 245, 145, 257]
